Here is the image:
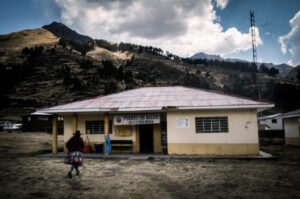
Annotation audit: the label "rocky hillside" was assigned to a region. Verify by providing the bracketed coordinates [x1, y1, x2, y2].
[43, 22, 92, 44]
[190, 52, 293, 76]
[285, 65, 300, 82]
[0, 22, 300, 117]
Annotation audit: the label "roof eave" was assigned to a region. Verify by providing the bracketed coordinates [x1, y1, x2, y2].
[178, 104, 274, 111]
[38, 104, 274, 114]
[277, 114, 300, 119]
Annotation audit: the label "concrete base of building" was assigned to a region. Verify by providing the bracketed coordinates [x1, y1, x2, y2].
[168, 143, 259, 155]
[285, 137, 300, 146]
[40, 150, 275, 159]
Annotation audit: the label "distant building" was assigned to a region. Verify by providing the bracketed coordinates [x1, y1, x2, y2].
[258, 113, 283, 130]
[39, 86, 273, 155]
[277, 109, 300, 146]
[22, 112, 63, 134]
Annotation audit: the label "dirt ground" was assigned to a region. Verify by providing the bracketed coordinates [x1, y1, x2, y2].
[0, 131, 300, 199]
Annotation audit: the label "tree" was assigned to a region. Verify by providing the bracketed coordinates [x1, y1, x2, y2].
[22, 47, 30, 54]
[58, 38, 67, 48]
[196, 69, 201, 75]
[100, 60, 117, 79]
[116, 66, 124, 80]
[268, 67, 279, 76]
[259, 64, 268, 73]
[81, 50, 86, 57]
[297, 70, 300, 81]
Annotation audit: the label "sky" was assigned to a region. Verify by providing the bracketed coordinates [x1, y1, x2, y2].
[0, 0, 300, 66]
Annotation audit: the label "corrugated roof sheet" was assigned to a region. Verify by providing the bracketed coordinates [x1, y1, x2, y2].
[258, 113, 282, 120]
[276, 108, 300, 118]
[39, 86, 273, 113]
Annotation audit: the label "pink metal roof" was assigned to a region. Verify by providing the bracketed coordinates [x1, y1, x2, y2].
[39, 86, 273, 113]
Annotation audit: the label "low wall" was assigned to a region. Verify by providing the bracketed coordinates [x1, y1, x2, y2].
[168, 143, 259, 155]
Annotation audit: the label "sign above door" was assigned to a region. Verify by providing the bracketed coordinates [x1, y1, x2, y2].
[114, 114, 160, 125]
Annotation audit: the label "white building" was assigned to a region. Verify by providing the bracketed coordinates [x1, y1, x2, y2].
[277, 109, 300, 146]
[258, 113, 283, 130]
[39, 86, 273, 155]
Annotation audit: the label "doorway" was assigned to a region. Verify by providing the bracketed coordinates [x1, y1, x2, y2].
[139, 124, 153, 153]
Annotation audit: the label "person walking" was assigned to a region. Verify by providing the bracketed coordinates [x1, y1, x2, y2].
[65, 130, 84, 178]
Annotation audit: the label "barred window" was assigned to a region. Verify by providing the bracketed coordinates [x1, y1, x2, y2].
[86, 120, 112, 134]
[195, 117, 228, 133]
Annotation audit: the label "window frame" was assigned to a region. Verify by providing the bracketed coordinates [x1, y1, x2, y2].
[195, 117, 228, 133]
[86, 120, 112, 134]
[271, 119, 277, 123]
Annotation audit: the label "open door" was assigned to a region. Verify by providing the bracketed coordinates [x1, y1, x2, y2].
[139, 124, 153, 153]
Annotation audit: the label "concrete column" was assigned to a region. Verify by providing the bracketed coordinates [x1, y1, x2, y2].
[132, 125, 140, 153]
[72, 114, 78, 134]
[104, 113, 110, 155]
[104, 113, 109, 136]
[153, 124, 162, 153]
[52, 114, 58, 154]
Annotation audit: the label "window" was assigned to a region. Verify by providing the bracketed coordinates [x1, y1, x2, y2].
[195, 117, 228, 133]
[271, 119, 277, 123]
[161, 121, 167, 146]
[86, 120, 112, 134]
[38, 116, 48, 121]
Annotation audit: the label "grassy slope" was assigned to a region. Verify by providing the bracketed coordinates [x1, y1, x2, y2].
[1, 28, 300, 117]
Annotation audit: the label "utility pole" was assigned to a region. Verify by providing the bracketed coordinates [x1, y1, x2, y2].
[250, 11, 257, 64]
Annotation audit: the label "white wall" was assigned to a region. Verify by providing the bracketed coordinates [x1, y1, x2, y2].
[259, 118, 283, 130]
[284, 117, 300, 138]
[167, 109, 258, 144]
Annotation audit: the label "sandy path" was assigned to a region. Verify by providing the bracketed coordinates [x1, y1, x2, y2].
[0, 132, 300, 198]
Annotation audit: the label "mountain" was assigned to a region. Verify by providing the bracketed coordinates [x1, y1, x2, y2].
[285, 65, 300, 81]
[191, 52, 222, 60]
[42, 21, 93, 44]
[263, 63, 293, 76]
[0, 22, 300, 118]
[190, 52, 293, 76]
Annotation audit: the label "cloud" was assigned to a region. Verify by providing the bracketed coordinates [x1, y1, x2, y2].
[55, 0, 262, 57]
[279, 10, 300, 66]
[215, 0, 229, 9]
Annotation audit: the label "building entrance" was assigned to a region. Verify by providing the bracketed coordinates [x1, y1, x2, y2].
[139, 124, 154, 153]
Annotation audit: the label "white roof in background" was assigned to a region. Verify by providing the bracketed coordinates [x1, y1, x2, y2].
[30, 111, 51, 116]
[276, 108, 300, 119]
[38, 86, 274, 113]
[258, 113, 282, 120]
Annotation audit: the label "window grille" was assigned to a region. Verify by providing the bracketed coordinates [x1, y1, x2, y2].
[195, 117, 228, 133]
[86, 120, 112, 134]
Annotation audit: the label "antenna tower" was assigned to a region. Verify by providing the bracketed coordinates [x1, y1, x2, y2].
[250, 11, 257, 63]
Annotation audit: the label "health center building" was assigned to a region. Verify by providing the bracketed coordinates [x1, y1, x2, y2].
[39, 86, 273, 155]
